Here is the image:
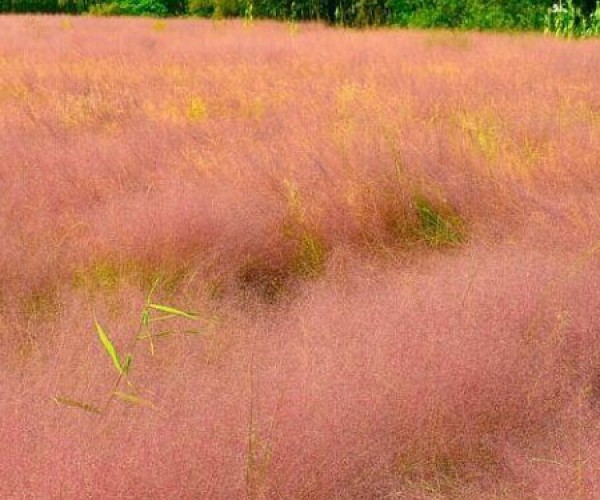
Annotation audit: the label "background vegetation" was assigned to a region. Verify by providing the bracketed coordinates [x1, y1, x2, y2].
[1, 0, 599, 33]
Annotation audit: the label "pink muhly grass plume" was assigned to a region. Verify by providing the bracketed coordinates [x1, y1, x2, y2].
[1, 15, 600, 499]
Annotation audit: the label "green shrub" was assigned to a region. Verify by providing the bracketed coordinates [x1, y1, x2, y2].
[545, 0, 600, 37]
[88, 1, 122, 14]
[189, 0, 240, 17]
[89, 0, 168, 16]
[413, 196, 464, 247]
[389, 0, 547, 30]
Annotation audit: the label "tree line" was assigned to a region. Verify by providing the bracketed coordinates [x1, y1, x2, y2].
[0, 0, 598, 31]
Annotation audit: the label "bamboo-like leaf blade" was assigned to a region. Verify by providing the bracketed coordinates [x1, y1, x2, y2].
[147, 303, 199, 319]
[94, 317, 123, 374]
[113, 391, 155, 409]
[53, 395, 102, 414]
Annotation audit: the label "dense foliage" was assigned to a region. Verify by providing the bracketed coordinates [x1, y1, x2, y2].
[1, 0, 599, 32]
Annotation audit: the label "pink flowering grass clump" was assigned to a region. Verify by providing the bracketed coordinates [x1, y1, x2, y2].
[1, 15, 600, 498]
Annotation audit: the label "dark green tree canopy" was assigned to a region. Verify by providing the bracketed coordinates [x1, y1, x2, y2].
[0, 0, 597, 32]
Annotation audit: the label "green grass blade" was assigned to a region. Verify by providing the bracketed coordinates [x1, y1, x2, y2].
[137, 329, 205, 340]
[142, 309, 155, 355]
[146, 278, 160, 304]
[148, 314, 177, 322]
[94, 317, 123, 374]
[137, 330, 174, 340]
[183, 329, 206, 336]
[147, 303, 199, 320]
[123, 354, 132, 374]
[141, 310, 150, 328]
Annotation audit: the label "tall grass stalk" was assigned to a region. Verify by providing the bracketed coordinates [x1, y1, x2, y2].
[54, 280, 204, 414]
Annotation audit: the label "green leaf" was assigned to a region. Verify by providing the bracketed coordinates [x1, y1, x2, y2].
[147, 303, 199, 320]
[94, 317, 124, 374]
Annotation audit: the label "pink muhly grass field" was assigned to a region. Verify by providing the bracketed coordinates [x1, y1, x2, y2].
[1, 15, 600, 498]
